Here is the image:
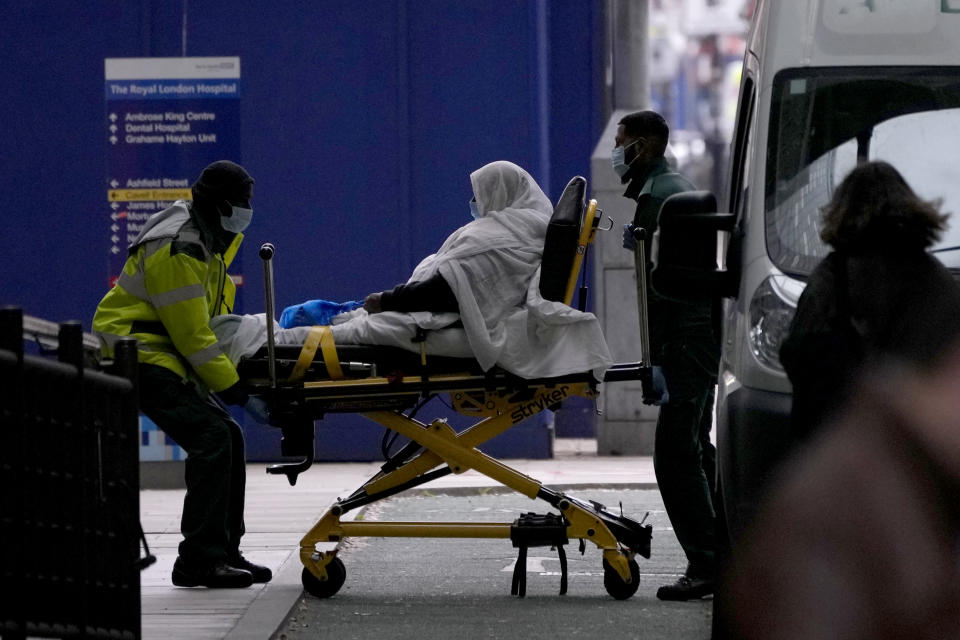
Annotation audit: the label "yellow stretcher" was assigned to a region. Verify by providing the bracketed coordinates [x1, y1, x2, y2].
[238, 177, 653, 600]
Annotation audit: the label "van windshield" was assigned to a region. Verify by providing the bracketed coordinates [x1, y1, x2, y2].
[765, 67, 960, 276]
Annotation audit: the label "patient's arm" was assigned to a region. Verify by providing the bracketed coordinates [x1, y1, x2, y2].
[367, 274, 458, 314]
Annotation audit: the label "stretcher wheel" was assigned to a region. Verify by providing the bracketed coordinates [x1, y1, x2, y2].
[602, 557, 640, 600]
[302, 557, 346, 598]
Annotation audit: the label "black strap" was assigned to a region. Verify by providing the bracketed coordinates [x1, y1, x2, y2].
[511, 546, 528, 597]
[557, 545, 568, 595]
[135, 522, 158, 570]
[509, 542, 569, 597]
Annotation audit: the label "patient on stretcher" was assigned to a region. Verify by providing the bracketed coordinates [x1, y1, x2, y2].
[213, 161, 612, 381]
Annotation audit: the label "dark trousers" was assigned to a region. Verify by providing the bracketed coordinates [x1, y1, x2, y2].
[654, 351, 717, 577]
[139, 364, 246, 566]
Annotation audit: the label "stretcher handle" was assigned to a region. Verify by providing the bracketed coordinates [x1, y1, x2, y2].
[259, 242, 278, 390]
[631, 226, 651, 368]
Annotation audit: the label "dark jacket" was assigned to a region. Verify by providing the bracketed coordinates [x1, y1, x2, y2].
[625, 158, 719, 377]
[380, 275, 458, 313]
[781, 249, 960, 439]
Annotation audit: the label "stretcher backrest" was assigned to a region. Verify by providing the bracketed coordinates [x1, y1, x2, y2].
[539, 176, 586, 303]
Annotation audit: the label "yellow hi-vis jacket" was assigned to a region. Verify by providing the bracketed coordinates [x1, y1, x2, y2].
[93, 201, 243, 393]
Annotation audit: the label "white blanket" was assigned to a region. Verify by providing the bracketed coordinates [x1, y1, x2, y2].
[211, 313, 313, 365]
[211, 310, 476, 364]
[327, 269, 612, 379]
[214, 280, 612, 381]
[330, 161, 612, 380]
[213, 161, 613, 380]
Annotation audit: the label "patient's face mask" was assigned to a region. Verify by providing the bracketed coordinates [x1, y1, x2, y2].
[221, 204, 253, 233]
[611, 139, 640, 178]
[469, 197, 481, 220]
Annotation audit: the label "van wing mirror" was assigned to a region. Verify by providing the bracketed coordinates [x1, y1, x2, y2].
[651, 191, 739, 299]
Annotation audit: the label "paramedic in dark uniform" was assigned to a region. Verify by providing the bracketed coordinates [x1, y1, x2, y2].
[93, 160, 272, 589]
[616, 110, 720, 600]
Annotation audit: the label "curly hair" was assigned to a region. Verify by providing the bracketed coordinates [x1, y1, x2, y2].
[820, 161, 948, 252]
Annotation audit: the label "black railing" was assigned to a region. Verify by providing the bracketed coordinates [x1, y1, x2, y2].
[0, 307, 144, 640]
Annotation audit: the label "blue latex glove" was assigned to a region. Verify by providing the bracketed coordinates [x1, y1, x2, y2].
[622, 223, 638, 251]
[280, 299, 363, 328]
[244, 396, 271, 424]
[642, 365, 670, 406]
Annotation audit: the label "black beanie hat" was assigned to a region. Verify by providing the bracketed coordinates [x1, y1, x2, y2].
[191, 160, 254, 206]
[189, 160, 254, 253]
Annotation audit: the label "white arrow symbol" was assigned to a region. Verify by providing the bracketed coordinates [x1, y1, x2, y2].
[109, 124, 117, 133]
[111, 246, 120, 254]
[109, 113, 118, 122]
[110, 179, 119, 188]
[111, 235, 119, 243]
[111, 203, 119, 210]
[502, 557, 555, 573]
[109, 135, 118, 144]
[111, 224, 119, 232]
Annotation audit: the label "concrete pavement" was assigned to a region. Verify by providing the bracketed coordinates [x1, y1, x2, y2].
[139, 439, 658, 640]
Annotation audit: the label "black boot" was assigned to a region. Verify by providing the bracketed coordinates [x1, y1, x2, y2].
[656, 574, 715, 601]
[172, 557, 253, 588]
[227, 552, 273, 583]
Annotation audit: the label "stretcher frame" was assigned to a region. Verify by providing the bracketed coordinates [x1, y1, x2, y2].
[243, 176, 653, 600]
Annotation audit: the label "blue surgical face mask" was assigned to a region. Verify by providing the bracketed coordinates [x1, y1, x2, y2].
[469, 197, 481, 220]
[221, 205, 253, 233]
[611, 139, 640, 178]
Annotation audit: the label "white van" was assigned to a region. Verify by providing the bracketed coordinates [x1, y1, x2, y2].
[651, 0, 960, 544]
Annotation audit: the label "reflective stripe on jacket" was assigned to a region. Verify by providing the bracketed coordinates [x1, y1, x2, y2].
[93, 201, 243, 392]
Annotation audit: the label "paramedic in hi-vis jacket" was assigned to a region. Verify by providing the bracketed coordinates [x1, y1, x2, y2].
[615, 111, 720, 601]
[93, 160, 272, 589]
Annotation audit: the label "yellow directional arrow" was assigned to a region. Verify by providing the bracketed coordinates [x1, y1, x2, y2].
[108, 188, 192, 201]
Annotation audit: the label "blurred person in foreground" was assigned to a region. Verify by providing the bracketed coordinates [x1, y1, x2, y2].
[717, 161, 960, 637]
[719, 349, 960, 639]
[780, 160, 960, 441]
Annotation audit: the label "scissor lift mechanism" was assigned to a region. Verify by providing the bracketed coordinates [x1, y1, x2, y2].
[242, 178, 655, 599]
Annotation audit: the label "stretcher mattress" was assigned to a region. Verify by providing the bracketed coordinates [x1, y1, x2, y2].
[237, 342, 486, 382]
[238, 341, 641, 388]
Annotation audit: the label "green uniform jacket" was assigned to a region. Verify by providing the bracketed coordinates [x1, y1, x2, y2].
[626, 158, 719, 378]
[93, 201, 243, 393]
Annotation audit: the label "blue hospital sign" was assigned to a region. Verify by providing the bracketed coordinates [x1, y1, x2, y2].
[104, 56, 242, 286]
[104, 57, 242, 462]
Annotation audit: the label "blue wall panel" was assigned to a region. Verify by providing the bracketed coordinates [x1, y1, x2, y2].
[0, 0, 602, 461]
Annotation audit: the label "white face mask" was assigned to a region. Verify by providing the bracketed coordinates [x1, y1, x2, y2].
[611, 139, 640, 178]
[469, 197, 481, 220]
[221, 205, 253, 233]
